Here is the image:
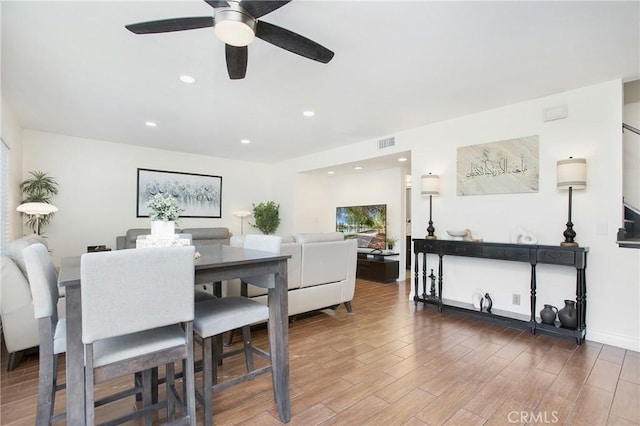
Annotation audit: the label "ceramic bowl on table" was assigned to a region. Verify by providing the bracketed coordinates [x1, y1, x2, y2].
[446, 230, 469, 240]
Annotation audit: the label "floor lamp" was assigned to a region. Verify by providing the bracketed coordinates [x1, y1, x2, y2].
[16, 202, 58, 235]
[421, 173, 440, 240]
[557, 157, 587, 247]
[233, 210, 252, 235]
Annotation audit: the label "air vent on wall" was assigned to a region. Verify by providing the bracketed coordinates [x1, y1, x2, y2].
[377, 137, 396, 149]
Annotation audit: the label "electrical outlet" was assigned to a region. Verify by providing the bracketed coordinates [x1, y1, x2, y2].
[512, 294, 521, 305]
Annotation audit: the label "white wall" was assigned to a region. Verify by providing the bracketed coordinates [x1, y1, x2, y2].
[21, 130, 275, 264]
[410, 80, 638, 351]
[278, 80, 639, 351]
[272, 171, 333, 236]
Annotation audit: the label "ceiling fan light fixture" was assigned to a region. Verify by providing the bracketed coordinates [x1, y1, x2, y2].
[214, 9, 256, 47]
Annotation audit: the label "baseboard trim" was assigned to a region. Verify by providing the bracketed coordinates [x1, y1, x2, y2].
[586, 329, 640, 352]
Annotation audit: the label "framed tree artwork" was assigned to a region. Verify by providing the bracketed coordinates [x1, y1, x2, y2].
[136, 168, 222, 218]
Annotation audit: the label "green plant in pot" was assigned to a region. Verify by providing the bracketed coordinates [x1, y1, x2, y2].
[146, 193, 184, 239]
[251, 201, 280, 235]
[19, 171, 59, 234]
[146, 193, 184, 223]
[387, 236, 399, 251]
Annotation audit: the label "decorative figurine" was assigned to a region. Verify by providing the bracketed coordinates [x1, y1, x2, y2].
[428, 268, 436, 298]
[483, 293, 493, 313]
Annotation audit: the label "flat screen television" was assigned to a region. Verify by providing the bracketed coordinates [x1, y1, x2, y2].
[336, 204, 387, 249]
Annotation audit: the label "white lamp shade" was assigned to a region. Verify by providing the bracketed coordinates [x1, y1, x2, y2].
[421, 174, 440, 196]
[233, 210, 252, 218]
[557, 158, 587, 190]
[16, 202, 58, 215]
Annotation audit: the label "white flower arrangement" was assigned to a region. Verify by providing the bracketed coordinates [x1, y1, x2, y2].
[145, 193, 184, 223]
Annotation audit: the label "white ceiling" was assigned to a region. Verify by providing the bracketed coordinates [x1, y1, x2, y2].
[2, 1, 639, 173]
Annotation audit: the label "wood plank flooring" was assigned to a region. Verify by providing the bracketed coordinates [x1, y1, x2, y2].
[1, 277, 639, 425]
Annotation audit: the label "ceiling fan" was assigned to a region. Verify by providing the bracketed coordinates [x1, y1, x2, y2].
[125, 0, 334, 80]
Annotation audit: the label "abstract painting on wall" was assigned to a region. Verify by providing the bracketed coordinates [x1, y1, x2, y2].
[137, 168, 222, 218]
[457, 135, 539, 196]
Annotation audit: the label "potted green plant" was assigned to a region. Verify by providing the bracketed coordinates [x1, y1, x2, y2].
[19, 171, 59, 234]
[251, 201, 280, 235]
[145, 193, 184, 238]
[386, 236, 399, 251]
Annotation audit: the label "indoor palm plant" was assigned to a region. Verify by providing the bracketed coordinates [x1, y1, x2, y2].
[19, 171, 59, 234]
[251, 201, 280, 235]
[145, 193, 184, 238]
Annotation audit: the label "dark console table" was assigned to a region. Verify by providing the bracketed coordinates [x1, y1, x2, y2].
[357, 252, 399, 283]
[412, 239, 588, 344]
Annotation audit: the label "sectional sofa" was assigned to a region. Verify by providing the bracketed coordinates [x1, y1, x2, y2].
[0, 235, 66, 370]
[117, 228, 358, 316]
[116, 227, 231, 249]
[226, 232, 358, 316]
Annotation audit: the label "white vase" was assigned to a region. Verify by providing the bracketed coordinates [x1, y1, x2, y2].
[151, 220, 175, 240]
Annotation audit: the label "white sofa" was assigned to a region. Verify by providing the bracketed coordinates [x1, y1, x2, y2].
[0, 235, 65, 370]
[226, 232, 358, 316]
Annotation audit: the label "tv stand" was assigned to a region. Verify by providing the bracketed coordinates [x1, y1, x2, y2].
[356, 251, 399, 283]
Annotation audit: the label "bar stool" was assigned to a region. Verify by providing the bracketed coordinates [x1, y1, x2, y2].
[193, 234, 281, 426]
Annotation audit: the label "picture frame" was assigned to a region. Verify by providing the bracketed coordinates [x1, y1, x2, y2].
[456, 135, 539, 196]
[136, 168, 222, 218]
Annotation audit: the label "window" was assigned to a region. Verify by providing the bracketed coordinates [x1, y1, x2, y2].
[1, 140, 9, 255]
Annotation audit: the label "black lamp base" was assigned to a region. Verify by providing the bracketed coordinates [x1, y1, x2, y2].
[561, 187, 579, 247]
[560, 241, 579, 247]
[561, 220, 578, 247]
[426, 195, 437, 240]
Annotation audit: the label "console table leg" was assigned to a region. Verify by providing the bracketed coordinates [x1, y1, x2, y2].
[422, 252, 427, 301]
[530, 264, 537, 334]
[413, 251, 419, 306]
[576, 267, 586, 344]
[437, 255, 443, 312]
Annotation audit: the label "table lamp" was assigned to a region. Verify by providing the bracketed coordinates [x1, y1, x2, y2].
[557, 157, 587, 247]
[16, 202, 58, 235]
[421, 173, 440, 240]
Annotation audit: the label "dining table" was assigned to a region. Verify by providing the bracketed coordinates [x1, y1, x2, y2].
[58, 244, 292, 425]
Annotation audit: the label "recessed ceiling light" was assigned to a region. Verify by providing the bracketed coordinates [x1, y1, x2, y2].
[303, 110, 315, 117]
[398, 157, 408, 162]
[179, 75, 196, 84]
[145, 121, 157, 127]
[240, 139, 251, 144]
[354, 166, 363, 170]
[327, 171, 335, 175]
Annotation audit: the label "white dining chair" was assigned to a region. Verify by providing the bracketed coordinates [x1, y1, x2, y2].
[23, 243, 67, 425]
[193, 234, 282, 426]
[133, 232, 215, 303]
[80, 246, 197, 425]
[24, 243, 168, 425]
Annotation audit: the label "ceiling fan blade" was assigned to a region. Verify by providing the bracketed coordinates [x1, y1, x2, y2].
[255, 20, 334, 64]
[226, 45, 248, 79]
[125, 17, 214, 34]
[240, 1, 292, 19]
[204, 0, 230, 8]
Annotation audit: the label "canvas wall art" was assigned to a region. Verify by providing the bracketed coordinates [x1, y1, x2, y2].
[457, 135, 539, 196]
[137, 168, 222, 218]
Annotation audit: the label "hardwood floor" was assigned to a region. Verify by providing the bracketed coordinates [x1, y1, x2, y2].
[1, 277, 639, 425]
